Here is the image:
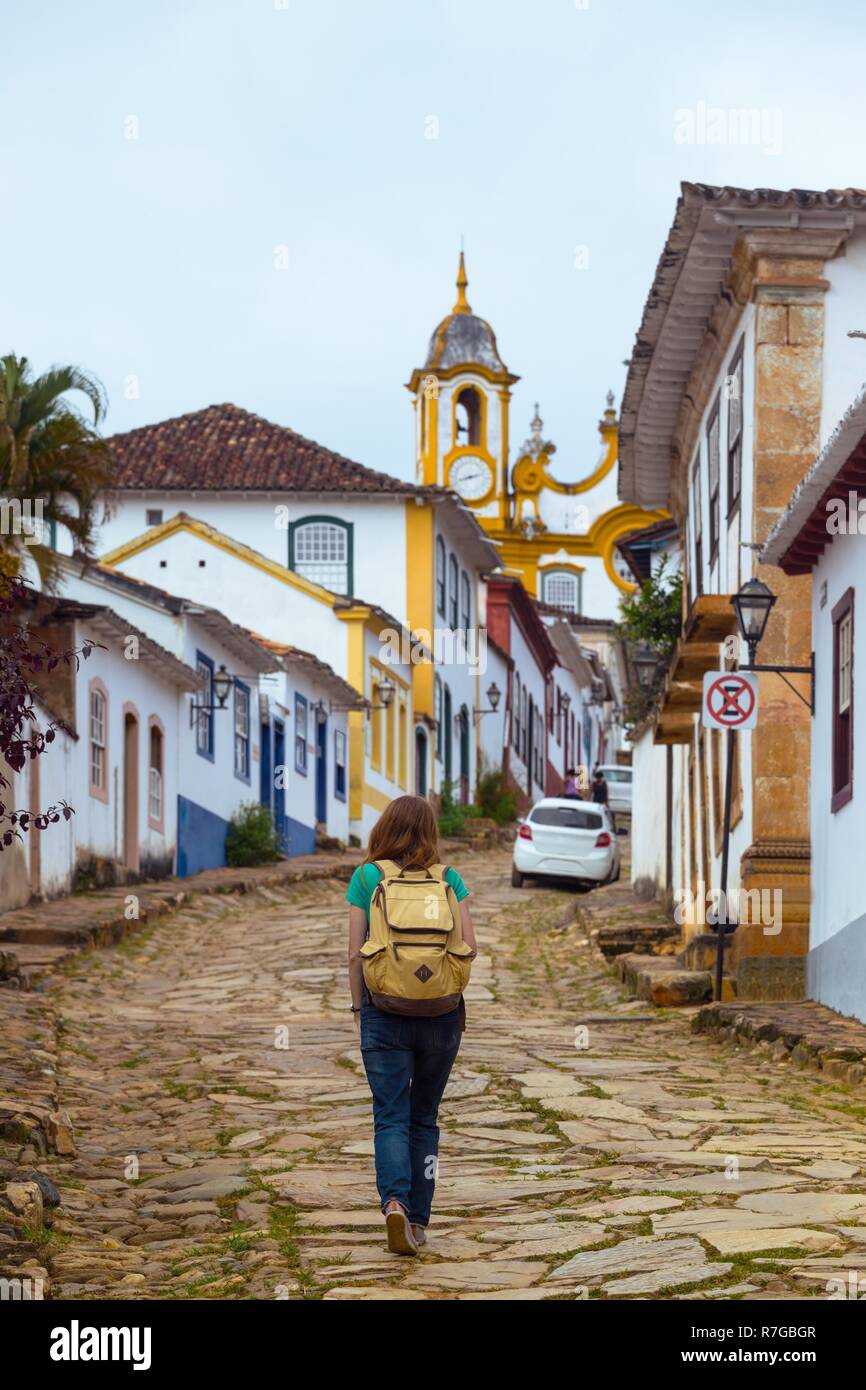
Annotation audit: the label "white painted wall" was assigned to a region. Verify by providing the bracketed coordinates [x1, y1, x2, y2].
[264, 667, 351, 846]
[685, 305, 756, 603]
[478, 642, 510, 778]
[656, 302, 759, 922]
[72, 618, 181, 874]
[808, 538, 860, 951]
[111, 529, 348, 678]
[4, 710, 76, 903]
[99, 494, 410, 624]
[176, 625, 262, 831]
[536, 432, 621, 537]
[430, 509, 485, 800]
[821, 228, 866, 451]
[361, 623, 413, 842]
[630, 728, 667, 896]
[509, 615, 548, 801]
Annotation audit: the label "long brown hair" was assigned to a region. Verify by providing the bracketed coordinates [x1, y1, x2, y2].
[365, 795, 440, 870]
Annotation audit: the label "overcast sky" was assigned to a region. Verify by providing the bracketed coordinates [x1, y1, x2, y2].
[4, 0, 865, 482]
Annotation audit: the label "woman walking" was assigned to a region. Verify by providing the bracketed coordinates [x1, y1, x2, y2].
[346, 795, 477, 1255]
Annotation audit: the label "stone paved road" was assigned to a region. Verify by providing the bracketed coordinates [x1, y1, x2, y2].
[38, 845, 866, 1300]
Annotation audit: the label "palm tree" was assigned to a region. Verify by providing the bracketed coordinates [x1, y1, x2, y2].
[0, 354, 113, 591]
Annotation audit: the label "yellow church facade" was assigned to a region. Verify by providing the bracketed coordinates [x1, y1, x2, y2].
[407, 256, 666, 619]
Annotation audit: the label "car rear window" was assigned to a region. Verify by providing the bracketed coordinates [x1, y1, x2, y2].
[602, 769, 632, 783]
[529, 806, 603, 829]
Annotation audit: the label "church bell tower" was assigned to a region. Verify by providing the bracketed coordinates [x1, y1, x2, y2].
[407, 254, 518, 527]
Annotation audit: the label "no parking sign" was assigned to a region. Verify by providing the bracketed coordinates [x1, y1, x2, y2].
[701, 671, 759, 731]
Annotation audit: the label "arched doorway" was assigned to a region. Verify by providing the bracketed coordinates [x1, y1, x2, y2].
[123, 706, 140, 875]
[443, 685, 453, 787]
[415, 726, 428, 797]
[459, 705, 470, 804]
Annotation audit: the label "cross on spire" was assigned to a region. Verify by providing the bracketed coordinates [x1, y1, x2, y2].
[453, 250, 471, 314]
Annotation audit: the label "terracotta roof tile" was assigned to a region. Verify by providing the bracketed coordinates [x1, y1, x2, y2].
[107, 403, 425, 495]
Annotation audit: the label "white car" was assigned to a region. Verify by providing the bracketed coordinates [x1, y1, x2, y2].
[595, 764, 633, 817]
[511, 797, 621, 890]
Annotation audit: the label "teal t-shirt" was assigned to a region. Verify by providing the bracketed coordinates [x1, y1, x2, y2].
[346, 863, 469, 920]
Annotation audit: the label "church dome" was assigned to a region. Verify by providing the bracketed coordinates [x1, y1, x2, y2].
[423, 254, 511, 375]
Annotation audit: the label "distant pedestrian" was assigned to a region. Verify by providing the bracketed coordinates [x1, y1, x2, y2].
[563, 768, 579, 798]
[346, 795, 478, 1256]
[591, 767, 615, 833]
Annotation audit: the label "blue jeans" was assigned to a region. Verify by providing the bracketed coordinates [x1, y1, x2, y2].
[360, 1000, 462, 1227]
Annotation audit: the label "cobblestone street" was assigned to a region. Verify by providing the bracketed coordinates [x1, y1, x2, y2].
[13, 844, 866, 1301]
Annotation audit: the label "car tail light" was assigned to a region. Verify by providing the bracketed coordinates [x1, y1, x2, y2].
[518, 822, 533, 840]
[595, 831, 611, 848]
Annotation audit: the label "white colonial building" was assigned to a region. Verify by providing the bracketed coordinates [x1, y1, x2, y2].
[618, 181, 866, 1000]
[52, 559, 280, 878]
[764, 383, 866, 1023]
[96, 512, 412, 846]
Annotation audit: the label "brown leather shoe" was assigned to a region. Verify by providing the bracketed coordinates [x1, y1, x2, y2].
[411, 1224, 427, 1247]
[384, 1201, 418, 1255]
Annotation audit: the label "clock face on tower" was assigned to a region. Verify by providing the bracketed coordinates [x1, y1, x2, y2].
[448, 455, 493, 502]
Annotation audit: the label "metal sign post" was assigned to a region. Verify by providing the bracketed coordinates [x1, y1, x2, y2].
[701, 671, 759, 1001]
[715, 727, 735, 1002]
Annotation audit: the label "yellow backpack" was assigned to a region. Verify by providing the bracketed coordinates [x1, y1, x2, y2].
[360, 860, 473, 1016]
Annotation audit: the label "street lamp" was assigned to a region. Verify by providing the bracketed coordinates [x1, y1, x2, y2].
[560, 691, 571, 714]
[473, 682, 502, 720]
[731, 578, 777, 666]
[730, 579, 813, 714]
[190, 663, 233, 728]
[213, 664, 232, 708]
[632, 644, 660, 691]
[373, 675, 396, 710]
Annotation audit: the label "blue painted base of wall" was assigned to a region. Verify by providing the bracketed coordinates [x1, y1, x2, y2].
[808, 914, 866, 1027]
[285, 814, 316, 858]
[177, 796, 230, 878]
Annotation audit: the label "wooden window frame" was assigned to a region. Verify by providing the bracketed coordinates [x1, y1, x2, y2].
[234, 680, 251, 783]
[398, 698, 407, 789]
[147, 715, 165, 832]
[726, 339, 744, 519]
[831, 587, 854, 813]
[434, 675, 442, 761]
[194, 652, 215, 761]
[435, 537, 446, 618]
[513, 674, 521, 752]
[385, 692, 396, 783]
[542, 568, 581, 614]
[707, 396, 721, 567]
[448, 554, 459, 630]
[691, 450, 704, 598]
[334, 728, 347, 801]
[88, 677, 110, 802]
[288, 516, 354, 596]
[294, 693, 308, 776]
[460, 570, 471, 633]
